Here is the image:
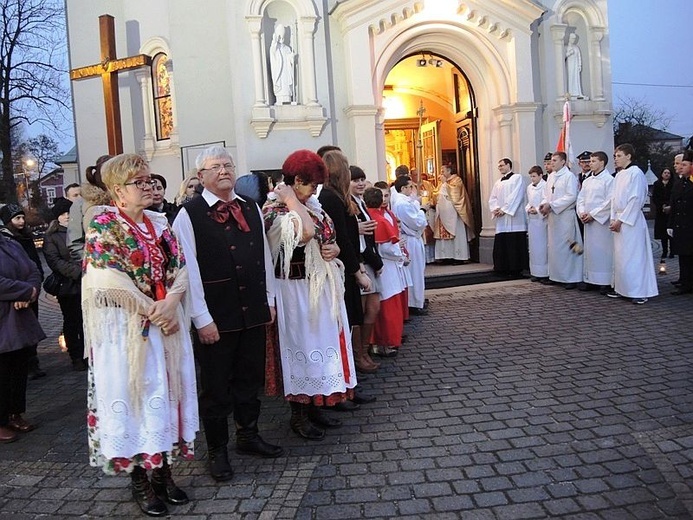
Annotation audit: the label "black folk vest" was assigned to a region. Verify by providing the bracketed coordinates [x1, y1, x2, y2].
[185, 196, 270, 332]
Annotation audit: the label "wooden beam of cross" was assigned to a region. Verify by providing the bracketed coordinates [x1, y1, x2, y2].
[70, 14, 152, 155]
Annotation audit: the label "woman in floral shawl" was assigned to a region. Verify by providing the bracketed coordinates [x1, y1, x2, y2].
[263, 150, 357, 441]
[82, 154, 198, 517]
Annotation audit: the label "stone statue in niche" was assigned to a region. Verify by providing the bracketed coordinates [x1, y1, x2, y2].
[269, 22, 296, 105]
[565, 33, 585, 99]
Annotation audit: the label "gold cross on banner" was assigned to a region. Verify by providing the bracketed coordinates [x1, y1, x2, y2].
[70, 15, 152, 155]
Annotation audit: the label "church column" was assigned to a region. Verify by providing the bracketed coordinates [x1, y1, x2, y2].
[136, 70, 155, 157]
[299, 17, 318, 106]
[345, 105, 380, 178]
[164, 59, 179, 146]
[589, 27, 606, 101]
[550, 24, 568, 100]
[246, 16, 267, 106]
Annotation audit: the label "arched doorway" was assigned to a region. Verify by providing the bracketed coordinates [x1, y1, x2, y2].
[382, 53, 481, 261]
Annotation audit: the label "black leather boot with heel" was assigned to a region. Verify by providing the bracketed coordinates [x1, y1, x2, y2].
[151, 460, 189, 505]
[131, 466, 168, 517]
[289, 402, 325, 440]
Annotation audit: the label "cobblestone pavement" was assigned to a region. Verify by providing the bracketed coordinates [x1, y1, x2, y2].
[1, 250, 691, 519]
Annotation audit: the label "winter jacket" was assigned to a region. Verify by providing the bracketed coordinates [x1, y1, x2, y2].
[0, 235, 46, 353]
[43, 225, 82, 296]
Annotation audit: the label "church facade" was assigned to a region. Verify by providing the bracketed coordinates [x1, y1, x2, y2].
[66, 0, 613, 262]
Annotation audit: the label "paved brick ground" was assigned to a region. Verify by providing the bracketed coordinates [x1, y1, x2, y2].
[1, 246, 692, 519]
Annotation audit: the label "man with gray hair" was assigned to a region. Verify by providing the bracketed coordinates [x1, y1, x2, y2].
[173, 146, 283, 482]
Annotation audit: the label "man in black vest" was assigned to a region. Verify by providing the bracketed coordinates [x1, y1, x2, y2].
[173, 146, 283, 482]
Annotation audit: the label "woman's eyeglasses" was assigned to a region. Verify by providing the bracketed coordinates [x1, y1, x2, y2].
[124, 178, 157, 190]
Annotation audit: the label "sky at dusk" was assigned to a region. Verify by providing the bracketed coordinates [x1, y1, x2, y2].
[608, 0, 693, 142]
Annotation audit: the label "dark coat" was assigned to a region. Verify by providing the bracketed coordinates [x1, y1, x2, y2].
[0, 235, 46, 353]
[149, 200, 179, 226]
[0, 225, 43, 278]
[43, 225, 82, 296]
[319, 187, 364, 326]
[651, 179, 673, 239]
[668, 177, 693, 256]
[352, 195, 383, 272]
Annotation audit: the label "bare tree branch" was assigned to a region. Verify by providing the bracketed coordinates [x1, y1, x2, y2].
[0, 0, 70, 203]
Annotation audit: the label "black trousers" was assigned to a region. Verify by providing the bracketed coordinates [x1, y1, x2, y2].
[57, 294, 84, 361]
[661, 236, 670, 257]
[493, 231, 529, 274]
[679, 254, 693, 290]
[0, 347, 29, 426]
[194, 325, 266, 448]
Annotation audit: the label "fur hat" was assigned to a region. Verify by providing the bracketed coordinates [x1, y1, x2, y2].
[51, 197, 73, 220]
[0, 203, 24, 224]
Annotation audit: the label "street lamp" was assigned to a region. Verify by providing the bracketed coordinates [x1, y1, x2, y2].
[23, 158, 35, 206]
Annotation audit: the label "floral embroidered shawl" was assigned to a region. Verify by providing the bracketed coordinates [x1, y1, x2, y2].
[82, 207, 188, 411]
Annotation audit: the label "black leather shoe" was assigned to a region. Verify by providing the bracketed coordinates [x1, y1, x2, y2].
[352, 389, 377, 405]
[332, 400, 360, 412]
[237, 436, 284, 458]
[28, 367, 47, 380]
[408, 307, 428, 316]
[540, 278, 554, 285]
[151, 463, 189, 505]
[564, 283, 577, 290]
[131, 468, 168, 517]
[208, 447, 234, 481]
[307, 406, 342, 428]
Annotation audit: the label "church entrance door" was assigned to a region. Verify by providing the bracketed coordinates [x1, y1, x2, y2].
[382, 53, 480, 261]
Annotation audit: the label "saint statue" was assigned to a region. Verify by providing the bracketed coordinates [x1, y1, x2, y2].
[269, 23, 295, 105]
[565, 33, 584, 99]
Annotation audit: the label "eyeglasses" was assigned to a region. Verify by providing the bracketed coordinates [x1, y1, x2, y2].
[200, 163, 235, 174]
[124, 178, 157, 190]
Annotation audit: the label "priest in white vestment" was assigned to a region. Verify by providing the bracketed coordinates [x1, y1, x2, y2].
[525, 166, 548, 280]
[539, 152, 583, 288]
[576, 151, 614, 292]
[434, 165, 475, 262]
[489, 158, 528, 277]
[607, 144, 658, 304]
[391, 175, 427, 313]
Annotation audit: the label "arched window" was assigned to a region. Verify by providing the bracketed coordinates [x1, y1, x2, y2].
[152, 53, 173, 140]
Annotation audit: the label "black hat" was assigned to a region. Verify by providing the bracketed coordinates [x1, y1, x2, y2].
[151, 173, 167, 190]
[0, 203, 24, 224]
[577, 150, 592, 161]
[51, 197, 73, 220]
[543, 152, 553, 161]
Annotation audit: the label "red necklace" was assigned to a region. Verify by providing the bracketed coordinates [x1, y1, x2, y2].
[117, 208, 167, 301]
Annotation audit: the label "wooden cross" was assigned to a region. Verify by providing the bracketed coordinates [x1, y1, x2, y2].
[70, 15, 152, 155]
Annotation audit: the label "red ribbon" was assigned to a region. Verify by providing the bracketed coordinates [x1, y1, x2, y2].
[339, 329, 351, 384]
[210, 200, 250, 232]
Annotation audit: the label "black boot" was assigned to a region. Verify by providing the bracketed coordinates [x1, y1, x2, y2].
[131, 467, 168, 517]
[289, 402, 325, 440]
[307, 405, 342, 428]
[236, 421, 284, 458]
[208, 447, 234, 482]
[203, 417, 233, 481]
[151, 460, 189, 505]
